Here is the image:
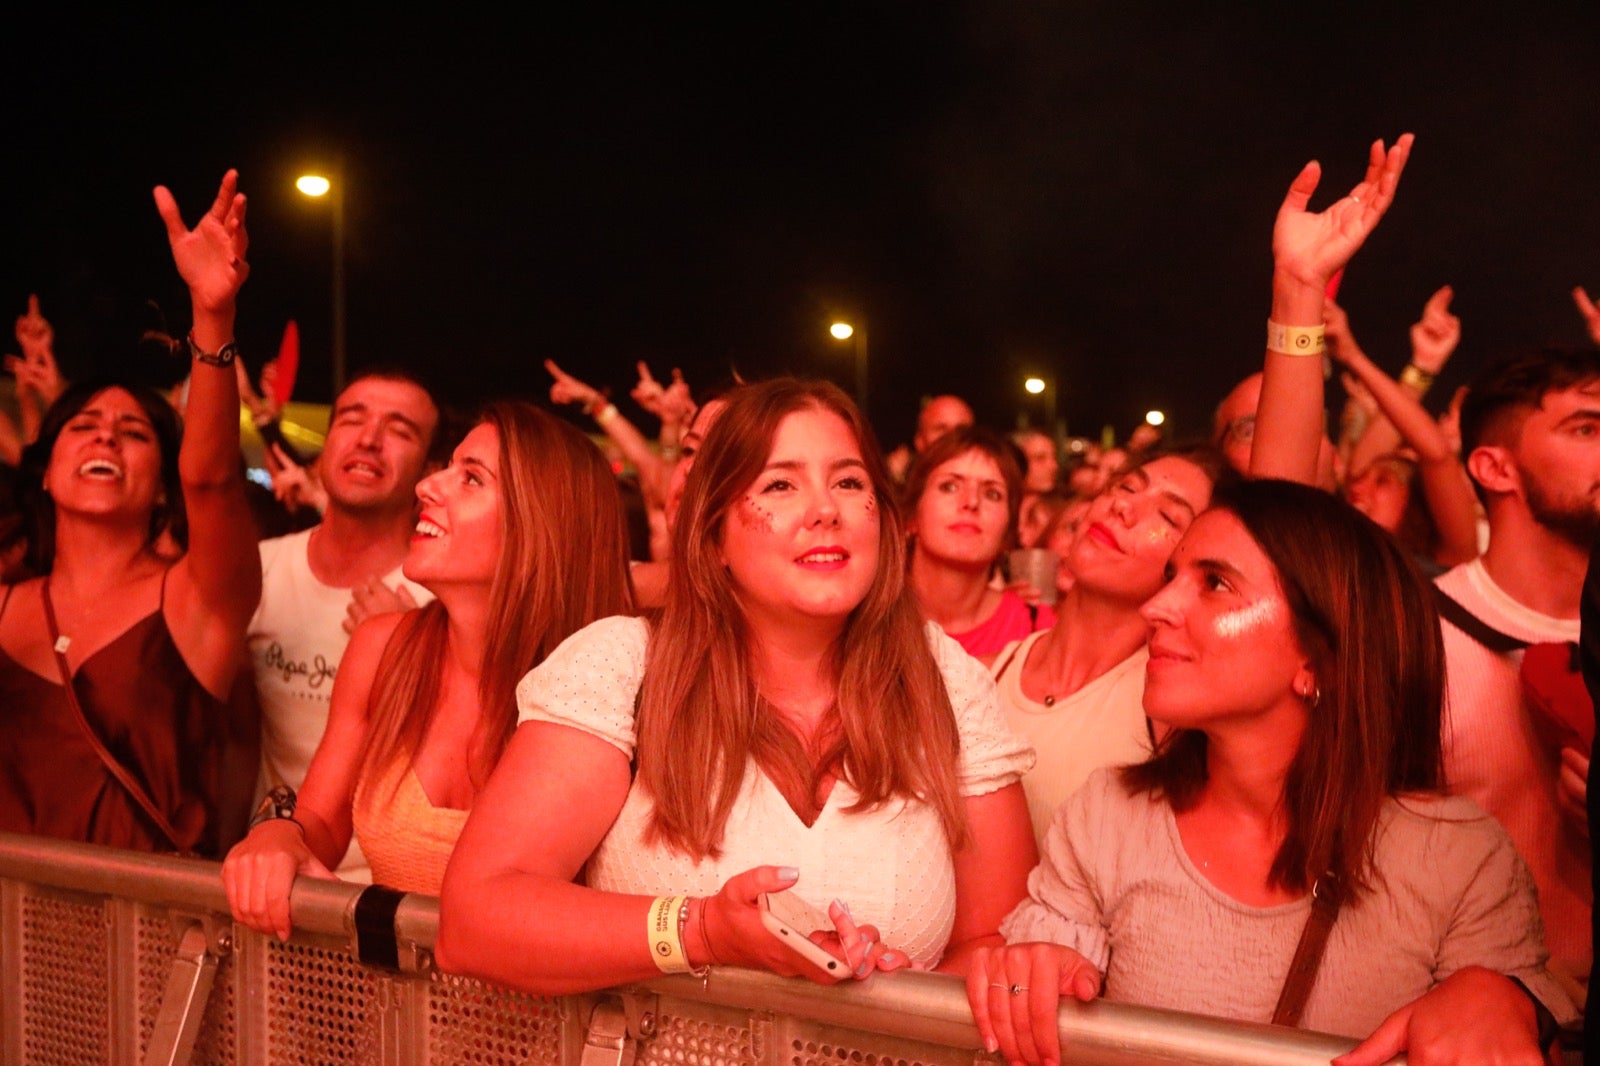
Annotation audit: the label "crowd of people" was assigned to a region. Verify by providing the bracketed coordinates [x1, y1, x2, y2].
[1, 136, 1597, 1063]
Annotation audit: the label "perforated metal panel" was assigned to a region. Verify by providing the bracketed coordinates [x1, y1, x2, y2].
[785, 1022, 970, 1066]
[427, 969, 564, 1065]
[263, 938, 381, 1064]
[638, 1002, 760, 1066]
[19, 887, 109, 1065]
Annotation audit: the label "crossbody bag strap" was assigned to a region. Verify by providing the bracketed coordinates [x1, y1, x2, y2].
[41, 577, 186, 852]
[1271, 877, 1342, 1028]
[1432, 586, 1530, 655]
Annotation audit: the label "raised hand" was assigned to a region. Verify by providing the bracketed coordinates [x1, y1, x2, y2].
[1574, 286, 1600, 346]
[14, 293, 52, 360]
[1410, 285, 1461, 373]
[344, 574, 419, 635]
[544, 358, 604, 410]
[152, 170, 249, 315]
[1273, 135, 1414, 292]
[1322, 298, 1357, 365]
[630, 361, 668, 414]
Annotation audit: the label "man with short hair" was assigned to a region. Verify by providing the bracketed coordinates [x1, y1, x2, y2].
[1439, 346, 1600, 1008]
[246, 370, 441, 880]
[1213, 371, 1341, 490]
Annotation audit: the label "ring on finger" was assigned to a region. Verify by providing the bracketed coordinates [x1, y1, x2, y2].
[1009, 983, 1028, 996]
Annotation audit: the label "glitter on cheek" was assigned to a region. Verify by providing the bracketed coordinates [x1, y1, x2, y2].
[1145, 525, 1175, 544]
[735, 495, 777, 533]
[1213, 597, 1282, 639]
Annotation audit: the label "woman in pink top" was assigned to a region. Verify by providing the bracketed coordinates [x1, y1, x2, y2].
[222, 403, 633, 936]
[903, 426, 1053, 664]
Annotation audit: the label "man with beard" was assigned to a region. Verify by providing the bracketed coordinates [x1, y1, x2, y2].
[1439, 346, 1600, 1017]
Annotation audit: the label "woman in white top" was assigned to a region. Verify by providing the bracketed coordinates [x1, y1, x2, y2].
[437, 378, 1037, 991]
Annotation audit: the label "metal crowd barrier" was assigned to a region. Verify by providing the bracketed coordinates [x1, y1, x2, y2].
[0, 832, 1383, 1066]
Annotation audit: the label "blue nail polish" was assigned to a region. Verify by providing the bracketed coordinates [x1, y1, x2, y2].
[859, 932, 870, 944]
[854, 958, 871, 977]
[833, 899, 851, 918]
[776, 866, 799, 882]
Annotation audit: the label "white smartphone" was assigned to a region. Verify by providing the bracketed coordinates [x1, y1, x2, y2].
[759, 891, 846, 975]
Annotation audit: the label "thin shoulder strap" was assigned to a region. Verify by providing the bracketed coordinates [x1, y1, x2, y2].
[0, 582, 15, 623]
[1432, 586, 1529, 655]
[992, 638, 1027, 681]
[40, 577, 187, 853]
[1270, 878, 1342, 1028]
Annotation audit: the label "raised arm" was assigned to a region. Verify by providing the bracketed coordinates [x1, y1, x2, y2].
[545, 358, 668, 500]
[1331, 295, 1478, 566]
[1251, 135, 1413, 484]
[152, 171, 262, 696]
[1574, 286, 1600, 347]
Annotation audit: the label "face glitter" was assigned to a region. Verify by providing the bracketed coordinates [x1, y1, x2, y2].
[1213, 597, 1281, 639]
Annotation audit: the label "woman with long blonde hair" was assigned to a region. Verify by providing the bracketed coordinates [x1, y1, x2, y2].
[437, 378, 1036, 991]
[223, 402, 633, 938]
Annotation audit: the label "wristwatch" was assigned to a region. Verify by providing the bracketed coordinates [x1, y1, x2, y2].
[187, 331, 240, 368]
[249, 785, 298, 828]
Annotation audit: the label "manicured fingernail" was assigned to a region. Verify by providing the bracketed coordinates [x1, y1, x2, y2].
[985, 1038, 997, 1054]
[855, 958, 872, 977]
[833, 898, 851, 917]
[776, 866, 799, 882]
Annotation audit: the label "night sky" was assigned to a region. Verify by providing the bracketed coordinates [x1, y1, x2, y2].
[6, 5, 1598, 448]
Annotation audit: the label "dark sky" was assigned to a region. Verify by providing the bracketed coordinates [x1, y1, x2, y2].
[5, 4, 1598, 447]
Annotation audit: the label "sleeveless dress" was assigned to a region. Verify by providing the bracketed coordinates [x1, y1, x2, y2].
[352, 760, 469, 895]
[0, 577, 228, 856]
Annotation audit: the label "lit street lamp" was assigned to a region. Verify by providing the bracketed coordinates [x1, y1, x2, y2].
[296, 172, 347, 396]
[1022, 374, 1058, 433]
[1145, 410, 1166, 427]
[829, 320, 869, 415]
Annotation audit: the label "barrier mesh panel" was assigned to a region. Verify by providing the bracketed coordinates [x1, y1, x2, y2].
[20, 889, 108, 1065]
[787, 1023, 968, 1066]
[263, 938, 380, 1064]
[639, 1003, 758, 1066]
[135, 911, 176, 1056]
[427, 970, 563, 1065]
[193, 950, 239, 1066]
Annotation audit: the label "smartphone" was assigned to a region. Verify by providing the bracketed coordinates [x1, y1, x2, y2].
[759, 891, 845, 975]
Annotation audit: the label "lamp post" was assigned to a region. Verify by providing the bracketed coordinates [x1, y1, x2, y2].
[1023, 375, 1058, 433]
[296, 173, 347, 396]
[829, 321, 869, 415]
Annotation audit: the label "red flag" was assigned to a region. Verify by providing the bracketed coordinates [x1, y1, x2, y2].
[272, 321, 300, 409]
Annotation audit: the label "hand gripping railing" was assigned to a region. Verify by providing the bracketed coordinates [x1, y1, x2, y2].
[0, 831, 1388, 1065]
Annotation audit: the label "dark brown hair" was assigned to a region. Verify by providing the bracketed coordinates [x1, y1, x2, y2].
[1122, 478, 1444, 902]
[901, 424, 1026, 553]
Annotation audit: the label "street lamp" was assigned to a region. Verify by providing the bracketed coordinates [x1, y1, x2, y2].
[828, 320, 869, 415]
[1145, 410, 1166, 427]
[296, 172, 346, 396]
[1022, 374, 1057, 433]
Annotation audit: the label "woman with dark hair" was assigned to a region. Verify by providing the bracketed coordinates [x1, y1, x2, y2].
[222, 403, 633, 936]
[969, 480, 1572, 1062]
[903, 425, 1052, 663]
[0, 172, 259, 857]
[436, 378, 1036, 991]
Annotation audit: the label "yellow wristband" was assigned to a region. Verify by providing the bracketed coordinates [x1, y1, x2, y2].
[1398, 364, 1436, 393]
[593, 403, 620, 427]
[1266, 320, 1325, 357]
[648, 895, 689, 973]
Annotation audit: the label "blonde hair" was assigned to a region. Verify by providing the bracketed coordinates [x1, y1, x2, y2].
[635, 379, 967, 858]
[359, 402, 634, 796]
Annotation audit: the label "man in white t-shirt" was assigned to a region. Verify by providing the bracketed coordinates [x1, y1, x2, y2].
[247, 371, 441, 880]
[1439, 346, 1600, 1008]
